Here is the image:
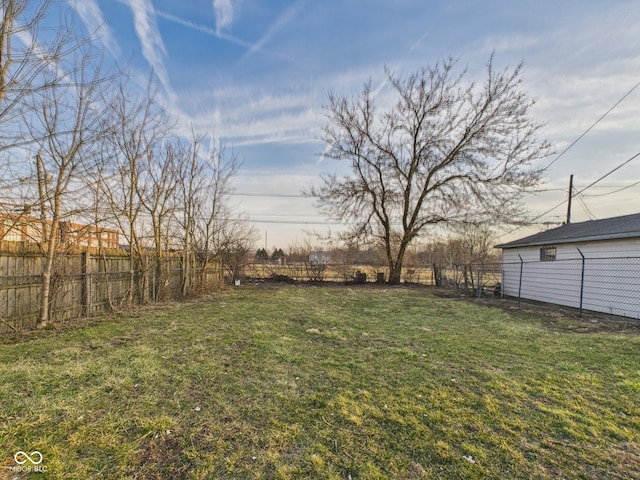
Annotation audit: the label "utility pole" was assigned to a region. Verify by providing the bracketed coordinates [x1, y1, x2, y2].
[566, 174, 574, 224]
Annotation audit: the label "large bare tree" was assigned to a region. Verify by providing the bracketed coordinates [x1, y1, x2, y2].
[311, 56, 550, 284]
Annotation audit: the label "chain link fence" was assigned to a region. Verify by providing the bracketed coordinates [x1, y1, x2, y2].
[501, 255, 640, 320]
[245, 254, 640, 321]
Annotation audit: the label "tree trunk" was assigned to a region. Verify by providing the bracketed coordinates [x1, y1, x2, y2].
[432, 264, 443, 287]
[128, 252, 135, 307]
[37, 219, 59, 329]
[463, 265, 469, 290]
[141, 254, 149, 304]
[388, 262, 403, 284]
[36, 153, 58, 329]
[388, 238, 411, 284]
[181, 255, 189, 297]
[37, 266, 52, 329]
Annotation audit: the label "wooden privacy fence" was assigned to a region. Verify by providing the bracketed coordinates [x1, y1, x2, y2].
[0, 246, 224, 332]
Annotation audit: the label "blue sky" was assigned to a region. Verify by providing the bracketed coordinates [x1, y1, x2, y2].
[68, 0, 640, 249]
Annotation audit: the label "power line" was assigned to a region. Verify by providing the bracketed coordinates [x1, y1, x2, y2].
[544, 79, 640, 170]
[243, 218, 344, 225]
[231, 192, 310, 198]
[240, 212, 322, 218]
[496, 150, 640, 240]
[582, 179, 640, 197]
[241, 149, 640, 228]
[534, 150, 640, 222]
[573, 151, 640, 196]
[529, 182, 640, 194]
[577, 183, 640, 188]
[576, 194, 596, 220]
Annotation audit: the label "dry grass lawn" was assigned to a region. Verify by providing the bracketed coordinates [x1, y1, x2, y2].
[1, 284, 639, 479]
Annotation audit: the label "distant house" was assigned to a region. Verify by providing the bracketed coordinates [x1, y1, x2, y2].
[308, 251, 332, 265]
[496, 213, 640, 319]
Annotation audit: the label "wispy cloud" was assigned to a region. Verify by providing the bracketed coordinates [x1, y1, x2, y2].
[410, 31, 429, 52]
[123, 0, 174, 100]
[67, 0, 120, 58]
[188, 63, 395, 151]
[155, 9, 292, 63]
[480, 32, 542, 55]
[213, 0, 235, 34]
[156, 9, 255, 51]
[178, 82, 326, 147]
[240, 0, 307, 62]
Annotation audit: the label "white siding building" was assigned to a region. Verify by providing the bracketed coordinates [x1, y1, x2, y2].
[496, 213, 640, 319]
[308, 251, 332, 265]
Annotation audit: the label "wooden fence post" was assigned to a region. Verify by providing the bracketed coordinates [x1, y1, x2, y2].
[82, 251, 91, 317]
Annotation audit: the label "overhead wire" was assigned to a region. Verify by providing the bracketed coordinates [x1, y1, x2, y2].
[495, 149, 640, 240]
[233, 80, 640, 232]
[494, 79, 640, 240]
[530, 150, 640, 224]
[241, 219, 344, 225]
[571, 151, 640, 196]
[544, 79, 640, 170]
[581, 179, 640, 197]
[576, 194, 596, 220]
[231, 192, 310, 198]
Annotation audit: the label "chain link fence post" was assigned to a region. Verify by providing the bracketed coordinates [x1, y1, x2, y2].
[577, 248, 585, 317]
[518, 254, 524, 306]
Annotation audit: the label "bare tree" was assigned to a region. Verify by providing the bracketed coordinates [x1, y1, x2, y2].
[452, 223, 499, 290]
[211, 215, 258, 284]
[138, 141, 181, 300]
[26, 43, 119, 328]
[310, 56, 550, 284]
[0, 0, 80, 236]
[0, 0, 64, 139]
[330, 242, 359, 282]
[455, 223, 498, 264]
[174, 129, 208, 296]
[192, 138, 242, 283]
[97, 76, 170, 305]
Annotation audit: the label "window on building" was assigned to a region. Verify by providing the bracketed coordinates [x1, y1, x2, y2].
[540, 246, 557, 262]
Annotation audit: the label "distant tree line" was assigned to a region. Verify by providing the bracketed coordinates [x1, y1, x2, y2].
[249, 223, 499, 285]
[254, 248, 285, 263]
[0, 1, 254, 328]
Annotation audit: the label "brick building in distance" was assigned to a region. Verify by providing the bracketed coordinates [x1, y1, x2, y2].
[0, 210, 120, 250]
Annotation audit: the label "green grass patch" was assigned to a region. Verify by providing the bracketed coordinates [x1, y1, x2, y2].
[1, 284, 639, 479]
